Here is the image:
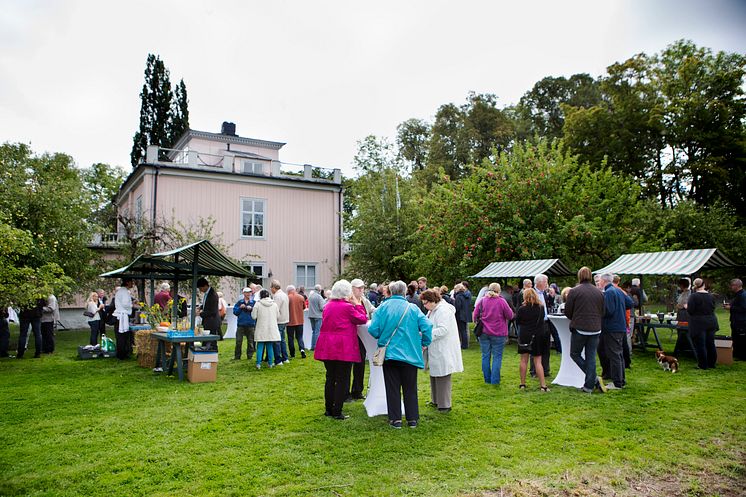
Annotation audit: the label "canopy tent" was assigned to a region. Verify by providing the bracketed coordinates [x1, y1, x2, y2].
[592, 248, 738, 276]
[470, 258, 573, 279]
[100, 239, 251, 331]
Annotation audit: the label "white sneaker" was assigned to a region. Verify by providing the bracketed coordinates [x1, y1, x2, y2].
[605, 383, 620, 390]
[256, 364, 261, 370]
[284, 360, 291, 365]
[277, 362, 284, 366]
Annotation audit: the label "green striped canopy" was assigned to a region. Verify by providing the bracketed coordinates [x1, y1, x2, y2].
[100, 239, 250, 280]
[471, 259, 573, 278]
[593, 248, 738, 276]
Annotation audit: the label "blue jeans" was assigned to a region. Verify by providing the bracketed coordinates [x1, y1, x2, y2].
[272, 324, 289, 363]
[479, 334, 506, 384]
[310, 318, 322, 350]
[256, 342, 275, 366]
[570, 331, 600, 390]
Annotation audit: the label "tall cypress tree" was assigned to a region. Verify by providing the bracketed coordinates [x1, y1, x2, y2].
[130, 54, 189, 167]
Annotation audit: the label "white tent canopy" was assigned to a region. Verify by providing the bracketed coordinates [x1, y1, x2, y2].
[471, 258, 573, 279]
[593, 248, 738, 276]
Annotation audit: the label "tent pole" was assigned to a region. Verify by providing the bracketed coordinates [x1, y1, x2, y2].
[172, 254, 180, 327]
[189, 245, 200, 332]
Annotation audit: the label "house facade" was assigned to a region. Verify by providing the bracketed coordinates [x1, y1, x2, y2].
[116, 122, 344, 303]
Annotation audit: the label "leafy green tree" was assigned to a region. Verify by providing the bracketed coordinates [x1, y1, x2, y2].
[130, 54, 190, 167]
[563, 40, 746, 214]
[396, 118, 430, 171]
[0, 143, 97, 301]
[80, 162, 126, 232]
[514, 73, 601, 141]
[404, 140, 645, 284]
[343, 137, 419, 282]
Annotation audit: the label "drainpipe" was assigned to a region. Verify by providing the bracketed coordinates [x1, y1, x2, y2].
[152, 164, 160, 226]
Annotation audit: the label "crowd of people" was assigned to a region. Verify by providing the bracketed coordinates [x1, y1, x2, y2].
[2, 271, 744, 430]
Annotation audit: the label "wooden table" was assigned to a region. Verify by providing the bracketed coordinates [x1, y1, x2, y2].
[152, 332, 220, 381]
[633, 320, 694, 356]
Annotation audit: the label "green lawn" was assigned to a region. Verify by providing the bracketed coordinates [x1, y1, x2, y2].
[0, 326, 744, 497]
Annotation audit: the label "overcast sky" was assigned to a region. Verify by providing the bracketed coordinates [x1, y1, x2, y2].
[1, 0, 745, 177]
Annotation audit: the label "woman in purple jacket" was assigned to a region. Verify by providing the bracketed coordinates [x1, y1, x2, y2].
[314, 279, 369, 419]
[473, 283, 514, 384]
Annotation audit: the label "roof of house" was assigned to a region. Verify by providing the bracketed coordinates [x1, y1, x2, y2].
[172, 129, 286, 151]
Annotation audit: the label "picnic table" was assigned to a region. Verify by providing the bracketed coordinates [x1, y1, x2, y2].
[633, 319, 695, 356]
[152, 332, 220, 381]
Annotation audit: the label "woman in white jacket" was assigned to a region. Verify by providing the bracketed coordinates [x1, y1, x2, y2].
[251, 289, 281, 369]
[420, 289, 464, 412]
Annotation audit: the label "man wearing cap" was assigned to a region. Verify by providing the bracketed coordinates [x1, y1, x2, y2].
[348, 278, 374, 401]
[233, 287, 256, 361]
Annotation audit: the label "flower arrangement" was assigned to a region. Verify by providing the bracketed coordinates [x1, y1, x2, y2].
[139, 297, 187, 330]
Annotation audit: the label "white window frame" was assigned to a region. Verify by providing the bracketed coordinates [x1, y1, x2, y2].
[242, 160, 264, 175]
[295, 263, 317, 289]
[242, 262, 267, 289]
[240, 197, 266, 239]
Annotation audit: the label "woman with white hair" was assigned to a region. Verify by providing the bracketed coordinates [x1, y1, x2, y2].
[313, 280, 368, 419]
[368, 281, 433, 428]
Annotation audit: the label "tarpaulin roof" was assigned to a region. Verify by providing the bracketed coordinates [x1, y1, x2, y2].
[100, 239, 250, 280]
[471, 259, 573, 278]
[593, 248, 738, 276]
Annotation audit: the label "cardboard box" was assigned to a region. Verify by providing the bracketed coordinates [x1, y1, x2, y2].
[187, 350, 219, 383]
[715, 338, 733, 366]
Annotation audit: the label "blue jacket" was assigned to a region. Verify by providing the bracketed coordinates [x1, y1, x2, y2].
[368, 295, 432, 368]
[454, 290, 473, 323]
[602, 284, 632, 333]
[233, 298, 256, 327]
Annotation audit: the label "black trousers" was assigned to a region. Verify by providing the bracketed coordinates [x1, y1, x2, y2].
[324, 360, 352, 416]
[604, 332, 625, 387]
[382, 360, 419, 422]
[286, 325, 305, 357]
[0, 317, 9, 357]
[115, 320, 132, 360]
[350, 337, 366, 397]
[598, 332, 609, 379]
[88, 320, 101, 346]
[691, 328, 718, 369]
[732, 326, 746, 360]
[41, 322, 55, 353]
[456, 320, 469, 349]
[17, 318, 41, 358]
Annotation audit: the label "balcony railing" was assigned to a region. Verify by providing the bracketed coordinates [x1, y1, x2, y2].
[145, 145, 342, 184]
[89, 233, 125, 248]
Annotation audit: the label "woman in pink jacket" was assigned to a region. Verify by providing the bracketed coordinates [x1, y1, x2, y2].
[473, 283, 514, 385]
[314, 279, 369, 420]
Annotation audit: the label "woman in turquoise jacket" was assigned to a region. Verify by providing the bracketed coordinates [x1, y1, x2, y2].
[368, 280, 432, 429]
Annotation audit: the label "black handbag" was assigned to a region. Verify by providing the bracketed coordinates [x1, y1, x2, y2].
[473, 302, 484, 338]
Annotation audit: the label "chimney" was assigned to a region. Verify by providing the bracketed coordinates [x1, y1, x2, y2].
[221, 122, 237, 136]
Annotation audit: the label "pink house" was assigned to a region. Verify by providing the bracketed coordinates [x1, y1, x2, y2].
[116, 122, 343, 303]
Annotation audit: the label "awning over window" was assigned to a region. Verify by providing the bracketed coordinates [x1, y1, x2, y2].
[593, 248, 738, 276]
[471, 259, 573, 279]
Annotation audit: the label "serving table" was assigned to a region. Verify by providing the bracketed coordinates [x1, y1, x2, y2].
[152, 332, 220, 382]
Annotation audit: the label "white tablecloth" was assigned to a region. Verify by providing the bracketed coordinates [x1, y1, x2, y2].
[357, 323, 406, 417]
[548, 315, 585, 388]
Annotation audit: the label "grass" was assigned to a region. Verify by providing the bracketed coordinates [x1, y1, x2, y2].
[0, 323, 744, 497]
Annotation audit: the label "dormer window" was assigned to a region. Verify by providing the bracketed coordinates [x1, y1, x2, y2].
[242, 160, 263, 175]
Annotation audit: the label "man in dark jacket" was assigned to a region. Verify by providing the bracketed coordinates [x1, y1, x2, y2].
[0, 308, 10, 357]
[197, 277, 221, 351]
[727, 279, 746, 360]
[601, 273, 633, 389]
[565, 267, 606, 393]
[17, 299, 45, 358]
[233, 287, 256, 360]
[454, 283, 473, 349]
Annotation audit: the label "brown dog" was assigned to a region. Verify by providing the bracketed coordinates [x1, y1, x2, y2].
[655, 349, 679, 373]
